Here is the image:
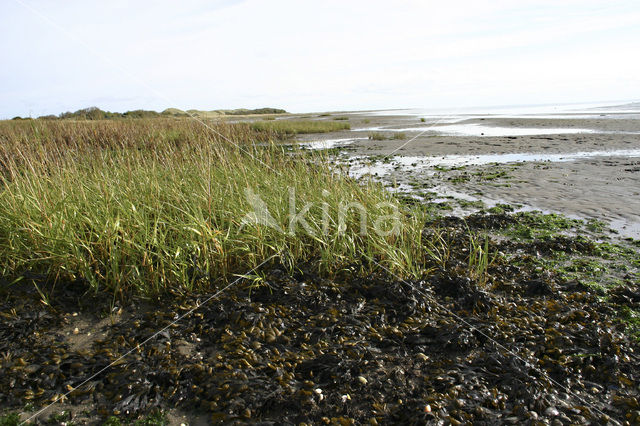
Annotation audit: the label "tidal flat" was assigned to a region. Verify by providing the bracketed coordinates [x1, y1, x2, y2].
[1, 111, 640, 425]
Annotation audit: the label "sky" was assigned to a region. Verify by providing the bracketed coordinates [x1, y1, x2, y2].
[1, 0, 640, 118]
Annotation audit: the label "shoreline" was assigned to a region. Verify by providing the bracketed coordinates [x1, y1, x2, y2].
[299, 111, 640, 238]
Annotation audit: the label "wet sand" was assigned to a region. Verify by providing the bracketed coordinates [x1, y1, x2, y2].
[298, 111, 640, 237]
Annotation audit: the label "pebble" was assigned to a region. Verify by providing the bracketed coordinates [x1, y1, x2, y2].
[544, 406, 560, 417]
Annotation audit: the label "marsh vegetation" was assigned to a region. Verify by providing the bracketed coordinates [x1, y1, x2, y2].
[249, 120, 350, 138]
[0, 119, 420, 297]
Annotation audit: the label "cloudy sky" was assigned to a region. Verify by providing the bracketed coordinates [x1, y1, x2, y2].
[1, 0, 639, 118]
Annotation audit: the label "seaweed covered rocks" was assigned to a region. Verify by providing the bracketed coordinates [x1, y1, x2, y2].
[1, 255, 639, 424]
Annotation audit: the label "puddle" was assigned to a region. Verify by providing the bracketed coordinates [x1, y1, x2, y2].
[300, 137, 367, 150]
[608, 218, 640, 240]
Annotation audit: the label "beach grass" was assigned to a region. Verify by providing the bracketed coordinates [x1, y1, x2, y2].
[249, 119, 350, 137]
[368, 132, 386, 141]
[0, 119, 424, 297]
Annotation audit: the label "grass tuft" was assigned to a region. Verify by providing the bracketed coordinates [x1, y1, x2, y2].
[249, 120, 349, 138]
[368, 132, 386, 141]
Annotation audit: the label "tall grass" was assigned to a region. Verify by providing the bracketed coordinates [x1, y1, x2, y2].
[368, 132, 387, 141]
[467, 232, 493, 287]
[249, 120, 350, 137]
[0, 119, 425, 296]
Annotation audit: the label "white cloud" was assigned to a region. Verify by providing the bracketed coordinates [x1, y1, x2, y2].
[1, 0, 639, 117]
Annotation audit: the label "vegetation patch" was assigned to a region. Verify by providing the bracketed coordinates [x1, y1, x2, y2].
[368, 132, 387, 141]
[249, 120, 350, 137]
[0, 119, 420, 297]
[28, 106, 288, 121]
[501, 211, 582, 240]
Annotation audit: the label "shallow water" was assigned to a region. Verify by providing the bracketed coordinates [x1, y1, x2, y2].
[608, 218, 640, 240]
[348, 149, 640, 178]
[355, 123, 640, 137]
[299, 137, 367, 150]
[411, 123, 600, 137]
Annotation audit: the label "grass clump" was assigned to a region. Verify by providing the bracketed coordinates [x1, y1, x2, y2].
[368, 132, 386, 141]
[485, 204, 516, 215]
[467, 232, 492, 287]
[586, 218, 607, 233]
[249, 120, 349, 137]
[0, 119, 424, 297]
